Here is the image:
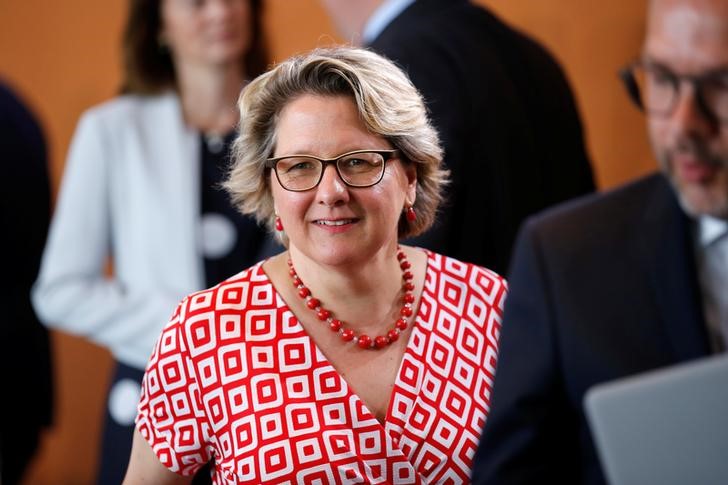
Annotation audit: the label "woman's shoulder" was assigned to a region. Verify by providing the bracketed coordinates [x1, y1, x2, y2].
[420, 250, 508, 315]
[424, 250, 507, 287]
[163, 261, 281, 359]
[175, 261, 274, 325]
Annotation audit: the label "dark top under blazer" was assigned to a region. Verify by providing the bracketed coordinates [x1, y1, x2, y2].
[471, 173, 711, 484]
[368, 0, 595, 274]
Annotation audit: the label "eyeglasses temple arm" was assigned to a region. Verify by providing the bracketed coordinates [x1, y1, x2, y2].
[620, 66, 644, 110]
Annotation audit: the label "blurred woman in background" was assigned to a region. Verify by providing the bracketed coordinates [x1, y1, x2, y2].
[32, 0, 274, 482]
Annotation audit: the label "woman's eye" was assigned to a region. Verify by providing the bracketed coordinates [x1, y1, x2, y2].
[283, 161, 314, 172]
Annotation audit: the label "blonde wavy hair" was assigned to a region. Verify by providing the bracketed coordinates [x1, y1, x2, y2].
[224, 46, 448, 244]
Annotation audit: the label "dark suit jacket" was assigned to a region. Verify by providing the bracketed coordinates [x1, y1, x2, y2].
[0, 82, 53, 484]
[368, 0, 595, 275]
[471, 173, 711, 484]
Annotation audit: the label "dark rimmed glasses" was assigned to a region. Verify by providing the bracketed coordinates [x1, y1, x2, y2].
[265, 149, 401, 192]
[620, 60, 728, 123]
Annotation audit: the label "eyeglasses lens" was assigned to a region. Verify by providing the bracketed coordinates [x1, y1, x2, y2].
[274, 152, 386, 191]
[629, 64, 728, 122]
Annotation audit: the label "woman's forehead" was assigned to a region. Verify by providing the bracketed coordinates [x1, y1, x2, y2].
[273, 94, 389, 157]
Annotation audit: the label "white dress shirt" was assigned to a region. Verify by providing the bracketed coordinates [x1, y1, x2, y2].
[362, 0, 417, 44]
[694, 215, 728, 353]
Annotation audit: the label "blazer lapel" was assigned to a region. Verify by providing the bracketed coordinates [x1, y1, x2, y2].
[642, 176, 710, 361]
[149, 92, 204, 290]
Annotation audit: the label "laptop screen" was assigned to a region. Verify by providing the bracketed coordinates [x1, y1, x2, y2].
[584, 355, 728, 485]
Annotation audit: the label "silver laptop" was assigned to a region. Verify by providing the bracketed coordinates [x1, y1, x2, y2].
[584, 354, 728, 485]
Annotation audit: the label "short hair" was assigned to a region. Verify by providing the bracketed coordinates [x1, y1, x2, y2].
[120, 0, 269, 94]
[225, 46, 448, 243]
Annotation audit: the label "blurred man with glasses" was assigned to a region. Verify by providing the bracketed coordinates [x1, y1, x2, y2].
[621, 60, 728, 220]
[472, 0, 728, 483]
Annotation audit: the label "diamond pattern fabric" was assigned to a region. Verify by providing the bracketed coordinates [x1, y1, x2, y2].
[136, 251, 506, 483]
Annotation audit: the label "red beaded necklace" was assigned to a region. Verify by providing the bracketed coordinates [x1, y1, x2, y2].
[287, 248, 415, 350]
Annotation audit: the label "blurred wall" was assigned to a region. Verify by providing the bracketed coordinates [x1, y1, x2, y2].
[0, 0, 651, 483]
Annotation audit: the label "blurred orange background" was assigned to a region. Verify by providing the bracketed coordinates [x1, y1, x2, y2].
[0, 1, 651, 483]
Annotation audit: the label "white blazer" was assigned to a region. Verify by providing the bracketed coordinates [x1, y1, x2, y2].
[33, 92, 206, 369]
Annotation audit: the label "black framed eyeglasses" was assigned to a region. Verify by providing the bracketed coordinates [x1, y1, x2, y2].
[265, 149, 401, 192]
[620, 60, 728, 123]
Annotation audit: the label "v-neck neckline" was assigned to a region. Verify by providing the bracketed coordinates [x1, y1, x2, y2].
[257, 249, 431, 429]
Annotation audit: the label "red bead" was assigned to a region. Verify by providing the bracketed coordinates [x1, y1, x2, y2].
[375, 335, 389, 348]
[287, 251, 416, 351]
[287, 259, 293, 266]
[357, 334, 372, 349]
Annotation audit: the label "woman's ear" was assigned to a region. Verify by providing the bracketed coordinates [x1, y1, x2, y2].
[404, 162, 417, 203]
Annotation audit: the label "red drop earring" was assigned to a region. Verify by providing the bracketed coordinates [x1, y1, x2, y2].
[405, 206, 417, 222]
[275, 216, 284, 231]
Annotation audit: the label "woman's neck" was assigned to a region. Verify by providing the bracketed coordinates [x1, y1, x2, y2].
[176, 61, 245, 135]
[287, 245, 405, 331]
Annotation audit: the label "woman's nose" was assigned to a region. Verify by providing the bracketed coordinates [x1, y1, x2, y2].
[316, 164, 349, 206]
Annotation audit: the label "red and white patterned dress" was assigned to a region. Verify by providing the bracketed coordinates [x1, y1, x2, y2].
[136, 251, 506, 484]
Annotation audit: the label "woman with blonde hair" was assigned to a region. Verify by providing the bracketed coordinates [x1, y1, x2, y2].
[125, 46, 506, 484]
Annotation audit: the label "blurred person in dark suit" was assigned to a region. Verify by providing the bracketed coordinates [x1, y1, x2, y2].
[320, 0, 596, 275]
[472, 0, 728, 482]
[0, 81, 53, 485]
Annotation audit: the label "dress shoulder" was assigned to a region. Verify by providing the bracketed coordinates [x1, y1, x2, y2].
[169, 262, 276, 354]
[426, 250, 507, 290]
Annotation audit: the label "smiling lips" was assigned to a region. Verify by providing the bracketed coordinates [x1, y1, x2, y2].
[314, 218, 358, 226]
